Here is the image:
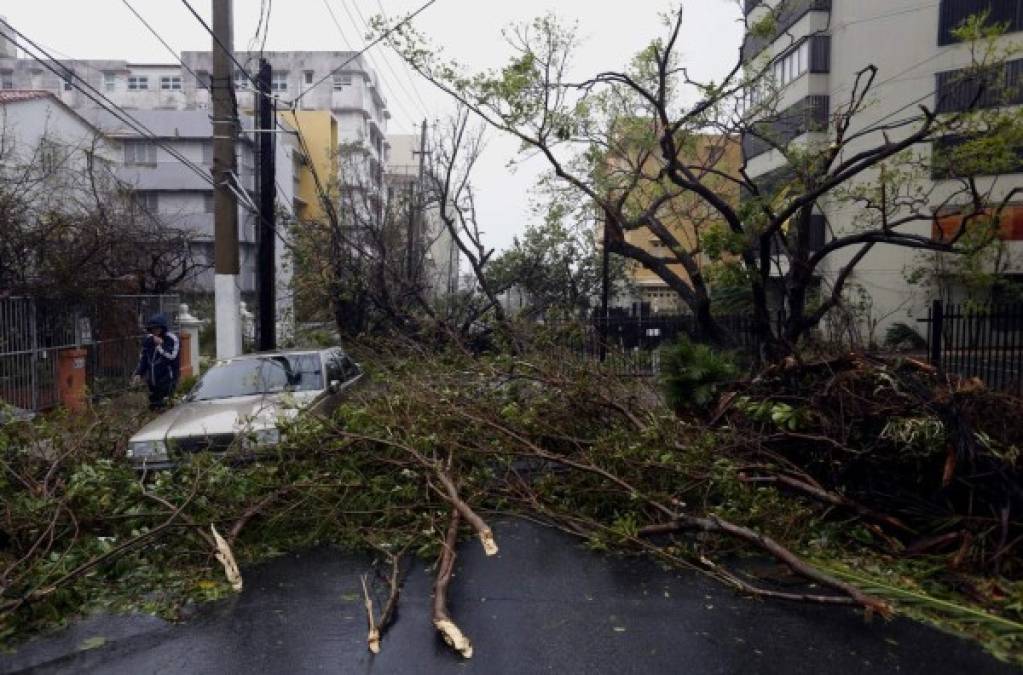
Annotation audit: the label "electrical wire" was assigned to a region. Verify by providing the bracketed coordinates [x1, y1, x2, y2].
[319, 0, 420, 130]
[331, 0, 425, 128]
[372, 0, 433, 113]
[179, 0, 261, 91]
[290, 0, 439, 106]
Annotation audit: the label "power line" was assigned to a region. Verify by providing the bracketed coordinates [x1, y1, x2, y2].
[370, 0, 434, 113]
[332, 0, 426, 128]
[290, 0, 439, 106]
[319, 0, 419, 130]
[0, 19, 215, 190]
[179, 0, 261, 91]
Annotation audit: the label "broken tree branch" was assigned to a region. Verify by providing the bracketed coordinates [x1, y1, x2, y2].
[433, 509, 473, 659]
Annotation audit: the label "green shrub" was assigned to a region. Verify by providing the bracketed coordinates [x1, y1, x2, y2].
[885, 322, 927, 351]
[660, 337, 739, 414]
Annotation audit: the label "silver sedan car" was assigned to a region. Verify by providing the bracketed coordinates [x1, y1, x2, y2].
[127, 348, 362, 469]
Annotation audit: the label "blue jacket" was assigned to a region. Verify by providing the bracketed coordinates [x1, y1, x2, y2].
[135, 313, 180, 387]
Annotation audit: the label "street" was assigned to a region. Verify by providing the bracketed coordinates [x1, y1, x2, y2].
[2, 520, 1013, 675]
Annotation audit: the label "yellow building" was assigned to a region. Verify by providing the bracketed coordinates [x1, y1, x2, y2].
[616, 134, 741, 314]
[279, 109, 340, 223]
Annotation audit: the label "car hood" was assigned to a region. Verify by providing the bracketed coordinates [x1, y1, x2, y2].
[130, 390, 321, 443]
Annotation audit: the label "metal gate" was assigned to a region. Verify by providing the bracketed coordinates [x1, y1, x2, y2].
[0, 295, 179, 412]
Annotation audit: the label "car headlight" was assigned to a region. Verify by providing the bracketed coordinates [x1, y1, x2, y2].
[128, 440, 168, 459]
[243, 427, 281, 449]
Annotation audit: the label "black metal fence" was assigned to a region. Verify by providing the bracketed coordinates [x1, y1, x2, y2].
[559, 313, 778, 376]
[921, 301, 1023, 396]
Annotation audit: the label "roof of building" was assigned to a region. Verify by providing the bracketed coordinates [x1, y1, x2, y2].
[0, 89, 54, 104]
[0, 90, 109, 136]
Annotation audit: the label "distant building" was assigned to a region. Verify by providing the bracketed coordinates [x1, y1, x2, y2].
[180, 51, 390, 193]
[387, 133, 460, 300]
[602, 133, 742, 315]
[278, 109, 341, 224]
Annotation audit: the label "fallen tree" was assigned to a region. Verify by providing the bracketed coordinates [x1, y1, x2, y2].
[0, 338, 1020, 662]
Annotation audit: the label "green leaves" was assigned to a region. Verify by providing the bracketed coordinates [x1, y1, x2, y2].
[660, 338, 739, 414]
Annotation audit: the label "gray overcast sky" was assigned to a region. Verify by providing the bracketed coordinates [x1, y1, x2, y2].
[3, 0, 743, 250]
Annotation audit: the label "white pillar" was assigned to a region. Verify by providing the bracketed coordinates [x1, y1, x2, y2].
[239, 301, 256, 348]
[215, 274, 243, 359]
[177, 304, 203, 374]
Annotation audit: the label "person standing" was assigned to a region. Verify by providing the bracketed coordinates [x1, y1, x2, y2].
[132, 313, 180, 410]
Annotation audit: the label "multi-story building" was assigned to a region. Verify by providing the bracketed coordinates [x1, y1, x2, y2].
[0, 30, 399, 327]
[180, 51, 390, 191]
[278, 109, 341, 223]
[741, 0, 1023, 332]
[386, 133, 460, 299]
[81, 108, 298, 326]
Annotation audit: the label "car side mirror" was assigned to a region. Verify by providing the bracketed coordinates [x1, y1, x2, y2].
[328, 380, 341, 394]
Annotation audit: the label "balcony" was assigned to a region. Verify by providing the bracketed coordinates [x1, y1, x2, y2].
[935, 58, 1023, 114]
[939, 0, 1023, 46]
[742, 0, 832, 62]
[742, 95, 830, 160]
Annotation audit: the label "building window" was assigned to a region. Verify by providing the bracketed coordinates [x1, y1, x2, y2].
[160, 76, 182, 91]
[202, 141, 214, 166]
[304, 70, 314, 85]
[39, 139, 62, 173]
[127, 75, 149, 91]
[103, 72, 116, 92]
[939, 0, 1023, 46]
[271, 71, 288, 92]
[197, 70, 211, 89]
[134, 191, 159, 213]
[203, 193, 215, 214]
[936, 58, 1023, 113]
[1, 70, 14, 90]
[772, 40, 810, 88]
[333, 73, 352, 90]
[124, 142, 158, 166]
[742, 95, 830, 160]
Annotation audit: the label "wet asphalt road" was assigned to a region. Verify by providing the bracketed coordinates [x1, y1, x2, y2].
[2, 520, 1017, 674]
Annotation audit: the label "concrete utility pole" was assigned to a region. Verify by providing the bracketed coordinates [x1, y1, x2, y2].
[256, 58, 276, 352]
[212, 0, 243, 359]
[407, 120, 429, 283]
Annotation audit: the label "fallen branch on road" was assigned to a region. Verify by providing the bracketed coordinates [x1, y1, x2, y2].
[433, 510, 473, 659]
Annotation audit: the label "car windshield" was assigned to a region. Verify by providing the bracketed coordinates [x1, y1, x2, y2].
[190, 354, 325, 401]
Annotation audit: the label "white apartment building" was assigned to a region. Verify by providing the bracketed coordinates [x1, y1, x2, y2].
[0, 48, 389, 183]
[742, 0, 1023, 333]
[0, 32, 391, 325]
[84, 108, 298, 325]
[180, 51, 390, 188]
[387, 133, 460, 300]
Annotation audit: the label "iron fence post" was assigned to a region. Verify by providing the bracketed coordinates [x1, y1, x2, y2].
[929, 299, 943, 369]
